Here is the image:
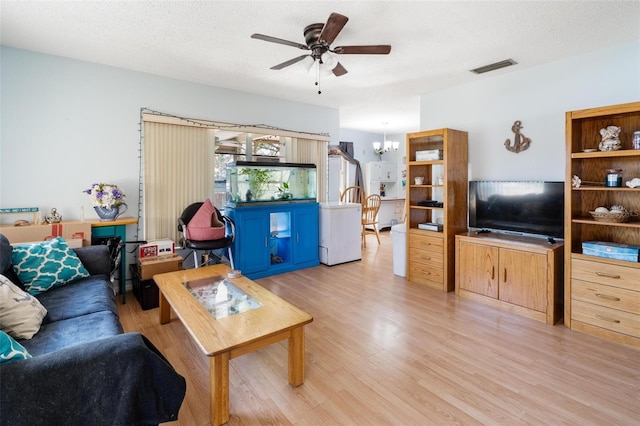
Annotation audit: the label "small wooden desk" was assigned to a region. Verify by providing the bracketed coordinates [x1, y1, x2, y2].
[154, 264, 313, 426]
[90, 216, 137, 303]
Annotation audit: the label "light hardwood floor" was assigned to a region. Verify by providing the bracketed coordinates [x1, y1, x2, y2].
[118, 232, 639, 425]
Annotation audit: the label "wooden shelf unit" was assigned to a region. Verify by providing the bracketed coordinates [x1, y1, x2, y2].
[565, 101, 640, 347]
[405, 128, 468, 292]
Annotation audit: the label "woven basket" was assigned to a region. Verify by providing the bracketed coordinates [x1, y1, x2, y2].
[589, 210, 637, 223]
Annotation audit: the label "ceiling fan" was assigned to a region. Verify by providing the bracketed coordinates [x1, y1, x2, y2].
[251, 12, 391, 92]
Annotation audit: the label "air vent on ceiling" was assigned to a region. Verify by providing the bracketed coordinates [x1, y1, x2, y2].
[470, 58, 517, 74]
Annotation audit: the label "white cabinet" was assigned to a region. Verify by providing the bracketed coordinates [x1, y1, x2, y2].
[368, 161, 397, 182]
[365, 161, 403, 199]
[319, 202, 362, 265]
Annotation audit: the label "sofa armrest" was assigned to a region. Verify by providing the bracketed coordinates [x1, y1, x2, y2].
[72, 245, 110, 276]
[0, 332, 186, 426]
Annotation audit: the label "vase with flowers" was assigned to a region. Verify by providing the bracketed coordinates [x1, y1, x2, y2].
[84, 183, 127, 221]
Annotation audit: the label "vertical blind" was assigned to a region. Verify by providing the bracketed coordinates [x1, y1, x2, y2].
[143, 121, 215, 242]
[142, 114, 329, 243]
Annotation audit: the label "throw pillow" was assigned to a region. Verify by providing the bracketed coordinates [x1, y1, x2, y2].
[0, 274, 47, 339]
[0, 234, 12, 273]
[0, 330, 32, 364]
[186, 199, 225, 241]
[11, 237, 90, 295]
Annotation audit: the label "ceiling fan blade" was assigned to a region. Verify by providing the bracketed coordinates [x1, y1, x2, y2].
[251, 33, 309, 50]
[334, 45, 392, 55]
[270, 55, 310, 70]
[332, 62, 348, 77]
[319, 12, 349, 45]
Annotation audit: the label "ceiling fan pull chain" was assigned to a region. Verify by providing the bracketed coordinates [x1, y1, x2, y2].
[315, 61, 321, 94]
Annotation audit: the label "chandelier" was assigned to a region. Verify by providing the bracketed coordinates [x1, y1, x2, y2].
[373, 124, 399, 160]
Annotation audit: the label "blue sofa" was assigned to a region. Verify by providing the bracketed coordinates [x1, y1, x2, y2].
[0, 234, 186, 426]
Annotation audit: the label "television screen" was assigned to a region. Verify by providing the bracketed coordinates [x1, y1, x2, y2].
[469, 181, 564, 239]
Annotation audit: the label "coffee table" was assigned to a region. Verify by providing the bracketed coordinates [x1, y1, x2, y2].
[153, 264, 313, 426]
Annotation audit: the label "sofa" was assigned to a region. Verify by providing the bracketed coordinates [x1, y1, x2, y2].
[0, 234, 186, 426]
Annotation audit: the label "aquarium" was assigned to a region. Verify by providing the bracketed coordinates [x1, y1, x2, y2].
[226, 161, 317, 206]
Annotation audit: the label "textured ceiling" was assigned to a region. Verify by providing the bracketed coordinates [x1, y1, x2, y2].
[1, 1, 639, 134]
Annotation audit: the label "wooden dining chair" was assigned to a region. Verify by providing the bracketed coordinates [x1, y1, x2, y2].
[361, 194, 382, 247]
[340, 185, 365, 205]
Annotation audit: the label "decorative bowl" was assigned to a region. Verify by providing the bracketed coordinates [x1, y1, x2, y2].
[589, 210, 637, 223]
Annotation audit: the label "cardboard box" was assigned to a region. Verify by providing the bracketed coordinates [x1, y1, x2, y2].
[136, 254, 183, 280]
[138, 238, 175, 258]
[0, 221, 91, 246]
[582, 241, 640, 262]
[130, 264, 159, 310]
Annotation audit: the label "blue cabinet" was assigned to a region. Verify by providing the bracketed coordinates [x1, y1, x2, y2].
[226, 203, 319, 279]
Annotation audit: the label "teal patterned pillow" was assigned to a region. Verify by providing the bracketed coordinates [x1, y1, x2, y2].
[0, 330, 32, 363]
[11, 237, 90, 295]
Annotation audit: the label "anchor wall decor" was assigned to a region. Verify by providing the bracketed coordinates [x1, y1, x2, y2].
[504, 120, 531, 153]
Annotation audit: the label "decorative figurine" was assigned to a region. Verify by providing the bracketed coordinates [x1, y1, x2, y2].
[571, 175, 581, 188]
[598, 125, 622, 151]
[45, 208, 62, 224]
[504, 120, 531, 153]
[626, 177, 640, 188]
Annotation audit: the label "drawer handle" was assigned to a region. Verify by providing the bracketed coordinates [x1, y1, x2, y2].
[595, 293, 621, 302]
[595, 315, 621, 324]
[490, 266, 495, 280]
[595, 271, 621, 279]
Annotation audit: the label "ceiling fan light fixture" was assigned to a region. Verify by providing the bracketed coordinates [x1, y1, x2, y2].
[470, 58, 517, 74]
[297, 55, 315, 73]
[252, 12, 391, 94]
[321, 51, 338, 70]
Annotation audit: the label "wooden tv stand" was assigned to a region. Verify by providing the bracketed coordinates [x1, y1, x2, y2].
[455, 232, 564, 325]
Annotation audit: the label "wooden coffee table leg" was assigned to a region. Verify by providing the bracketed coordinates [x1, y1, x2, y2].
[288, 326, 306, 386]
[210, 352, 230, 426]
[159, 291, 171, 324]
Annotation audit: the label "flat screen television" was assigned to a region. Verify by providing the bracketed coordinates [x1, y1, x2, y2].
[469, 181, 564, 239]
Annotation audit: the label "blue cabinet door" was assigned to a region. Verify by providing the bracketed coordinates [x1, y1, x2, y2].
[293, 206, 319, 264]
[231, 209, 270, 274]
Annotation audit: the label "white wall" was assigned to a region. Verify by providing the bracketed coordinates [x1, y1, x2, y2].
[338, 128, 405, 166]
[420, 41, 640, 181]
[0, 46, 340, 227]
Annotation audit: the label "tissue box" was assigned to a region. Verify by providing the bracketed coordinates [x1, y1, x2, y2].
[582, 241, 640, 262]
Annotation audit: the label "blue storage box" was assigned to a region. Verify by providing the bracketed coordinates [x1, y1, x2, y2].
[582, 241, 640, 262]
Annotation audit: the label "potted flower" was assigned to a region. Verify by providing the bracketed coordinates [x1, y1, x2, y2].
[84, 183, 127, 221]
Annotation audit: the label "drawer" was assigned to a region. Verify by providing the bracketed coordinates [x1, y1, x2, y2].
[572, 300, 640, 339]
[409, 248, 443, 267]
[572, 279, 640, 314]
[408, 262, 444, 285]
[409, 234, 443, 252]
[572, 258, 640, 291]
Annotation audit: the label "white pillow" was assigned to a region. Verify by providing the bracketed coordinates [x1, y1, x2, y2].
[0, 274, 47, 339]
